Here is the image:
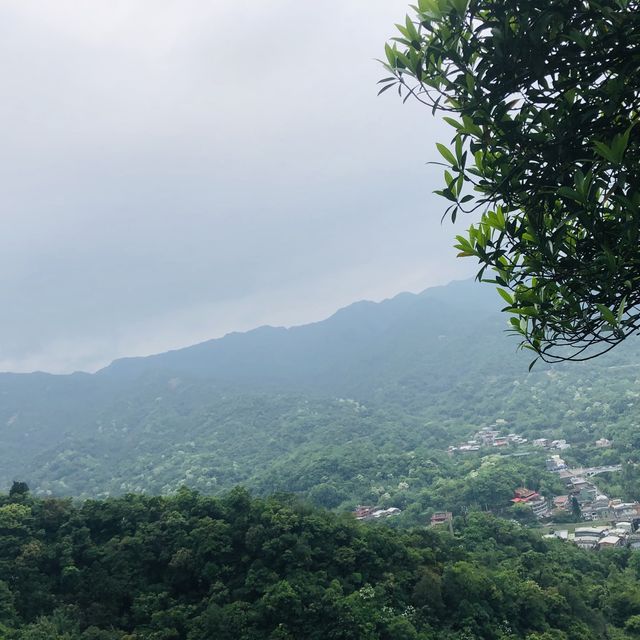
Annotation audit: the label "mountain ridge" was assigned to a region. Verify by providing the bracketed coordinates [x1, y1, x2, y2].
[3, 277, 638, 500]
[94, 278, 504, 385]
[0, 277, 518, 495]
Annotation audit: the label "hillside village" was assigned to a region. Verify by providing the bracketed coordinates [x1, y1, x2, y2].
[540, 454, 640, 549]
[349, 416, 640, 550]
[432, 423, 639, 550]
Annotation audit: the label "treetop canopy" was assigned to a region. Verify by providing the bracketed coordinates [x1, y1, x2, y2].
[382, 0, 640, 364]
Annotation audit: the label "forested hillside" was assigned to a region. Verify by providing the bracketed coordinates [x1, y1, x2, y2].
[1, 280, 640, 511]
[3, 487, 640, 640]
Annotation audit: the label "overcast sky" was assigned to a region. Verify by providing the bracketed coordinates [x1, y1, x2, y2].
[0, 0, 476, 374]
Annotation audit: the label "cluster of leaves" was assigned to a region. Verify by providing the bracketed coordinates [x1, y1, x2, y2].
[382, 0, 640, 363]
[3, 487, 640, 639]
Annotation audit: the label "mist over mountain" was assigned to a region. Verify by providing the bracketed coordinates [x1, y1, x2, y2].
[96, 278, 506, 390]
[0, 279, 638, 500]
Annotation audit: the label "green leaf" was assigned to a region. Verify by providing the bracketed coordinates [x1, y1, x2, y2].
[617, 297, 627, 323]
[436, 143, 457, 167]
[596, 304, 616, 325]
[377, 83, 396, 96]
[465, 73, 474, 93]
[405, 15, 420, 42]
[514, 307, 538, 317]
[455, 135, 463, 163]
[384, 43, 396, 66]
[444, 170, 454, 187]
[557, 186, 582, 202]
[443, 116, 462, 129]
[451, 0, 469, 15]
[593, 141, 616, 163]
[496, 288, 514, 305]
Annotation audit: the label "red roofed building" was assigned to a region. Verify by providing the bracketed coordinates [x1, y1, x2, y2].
[512, 488, 539, 502]
[512, 488, 550, 518]
[354, 506, 376, 520]
[431, 511, 453, 525]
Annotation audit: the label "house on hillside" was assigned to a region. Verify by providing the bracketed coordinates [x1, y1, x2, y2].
[478, 428, 500, 445]
[546, 455, 567, 472]
[573, 527, 609, 550]
[430, 511, 453, 528]
[610, 501, 640, 522]
[512, 488, 549, 519]
[558, 470, 574, 486]
[354, 506, 402, 520]
[371, 507, 401, 519]
[553, 495, 570, 512]
[530, 497, 550, 518]
[599, 535, 624, 548]
[514, 487, 538, 501]
[570, 478, 597, 505]
[354, 506, 376, 520]
[582, 494, 611, 520]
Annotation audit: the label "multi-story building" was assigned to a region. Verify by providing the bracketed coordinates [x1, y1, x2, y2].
[573, 526, 609, 550]
[512, 488, 549, 519]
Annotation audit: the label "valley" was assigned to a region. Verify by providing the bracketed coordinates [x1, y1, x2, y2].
[2, 280, 640, 532]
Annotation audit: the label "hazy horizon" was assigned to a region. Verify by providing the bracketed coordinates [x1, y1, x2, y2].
[2, 277, 479, 375]
[0, 1, 476, 374]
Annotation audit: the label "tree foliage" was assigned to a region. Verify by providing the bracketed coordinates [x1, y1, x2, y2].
[0, 489, 639, 639]
[381, 0, 640, 363]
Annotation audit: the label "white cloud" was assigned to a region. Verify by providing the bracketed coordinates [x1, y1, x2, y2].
[0, 0, 476, 372]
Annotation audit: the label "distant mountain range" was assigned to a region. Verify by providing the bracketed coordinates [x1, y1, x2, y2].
[1, 278, 638, 499]
[96, 278, 508, 388]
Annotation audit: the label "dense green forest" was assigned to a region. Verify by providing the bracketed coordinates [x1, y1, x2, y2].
[3, 486, 640, 640]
